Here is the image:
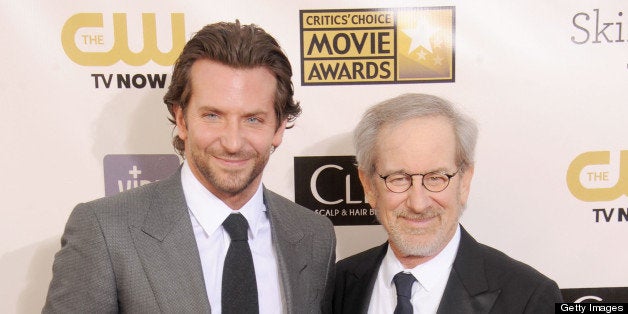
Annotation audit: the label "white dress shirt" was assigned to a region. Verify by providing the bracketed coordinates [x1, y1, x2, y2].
[368, 226, 461, 314]
[181, 161, 283, 313]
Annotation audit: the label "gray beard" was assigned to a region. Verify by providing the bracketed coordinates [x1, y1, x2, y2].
[376, 207, 462, 257]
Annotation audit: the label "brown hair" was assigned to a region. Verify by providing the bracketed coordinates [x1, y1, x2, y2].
[163, 20, 301, 156]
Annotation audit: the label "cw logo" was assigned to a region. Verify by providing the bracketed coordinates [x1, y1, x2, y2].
[61, 13, 185, 66]
[566, 150, 628, 202]
[574, 295, 603, 303]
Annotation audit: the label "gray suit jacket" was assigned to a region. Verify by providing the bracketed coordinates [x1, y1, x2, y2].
[332, 226, 563, 314]
[43, 169, 336, 313]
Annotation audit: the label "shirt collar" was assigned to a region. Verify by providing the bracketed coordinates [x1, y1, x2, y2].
[181, 160, 267, 238]
[382, 225, 461, 292]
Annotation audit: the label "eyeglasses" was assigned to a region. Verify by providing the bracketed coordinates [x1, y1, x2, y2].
[378, 169, 460, 193]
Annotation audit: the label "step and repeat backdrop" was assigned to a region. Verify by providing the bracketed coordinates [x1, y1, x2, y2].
[1, 0, 626, 312]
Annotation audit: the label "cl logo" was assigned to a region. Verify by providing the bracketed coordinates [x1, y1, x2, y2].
[566, 151, 628, 202]
[310, 164, 365, 205]
[61, 13, 185, 66]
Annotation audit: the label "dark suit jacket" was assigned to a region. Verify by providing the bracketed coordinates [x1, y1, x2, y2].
[333, 226, 562, 314]
[43, 169, 336, 313]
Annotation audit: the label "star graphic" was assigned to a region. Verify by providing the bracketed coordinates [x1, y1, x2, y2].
[433, 55, 444, 66]
[401, 19, 439, 54]
[417, 50, 427, 60]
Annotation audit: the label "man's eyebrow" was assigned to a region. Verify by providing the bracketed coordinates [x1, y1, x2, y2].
[195, 105, 271, 116]
[382, 167, 453, 175]
[243, 109, 272, 116]
[426, 167, 453, 174]
[195, 104, 220, 112]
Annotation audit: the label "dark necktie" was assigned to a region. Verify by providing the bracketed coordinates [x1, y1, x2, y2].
[221, 213, 259, 314]
[393, 272, 416, 314]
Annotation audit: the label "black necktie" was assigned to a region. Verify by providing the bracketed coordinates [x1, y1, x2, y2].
[221, 213, 259, 314]
[393, 272, 416, 314]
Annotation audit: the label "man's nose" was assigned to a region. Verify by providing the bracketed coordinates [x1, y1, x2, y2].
[405, 178, 433, 212]
[220, 120, 244, 153]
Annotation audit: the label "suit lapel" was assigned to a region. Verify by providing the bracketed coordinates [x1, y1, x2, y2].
[343, 243, 388, 314]
[129, 170, 211, 313]
[263, 188, 309, 313]
[437, 226, 500, 314]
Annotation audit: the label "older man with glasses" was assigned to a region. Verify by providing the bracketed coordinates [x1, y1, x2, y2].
[332, 93, 563, 314]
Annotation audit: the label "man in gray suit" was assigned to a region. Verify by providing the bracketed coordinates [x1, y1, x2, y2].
[333, 94, 562, 313]
[44, 21, 336, 313]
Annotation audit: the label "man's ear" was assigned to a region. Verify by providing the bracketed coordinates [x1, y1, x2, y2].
[272, 119, 287, 149]
[173, 105, 188, 141]
[458, 165, 474, 207]
[358, 169, 377, 209]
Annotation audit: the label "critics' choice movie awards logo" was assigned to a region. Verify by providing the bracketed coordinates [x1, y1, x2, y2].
[294, 156, 377, 226]
[566, 150, 628, 223]
[61, 13, 186, 89]
[300, 7, 455, 85]
[103, 154, 180, 196]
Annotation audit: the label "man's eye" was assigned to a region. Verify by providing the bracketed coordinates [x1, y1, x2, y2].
[204, 113, 219, 119]
[424, 173, 447, 185]
[388, 175, 410, 186]
[246, 117, 262, 124]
